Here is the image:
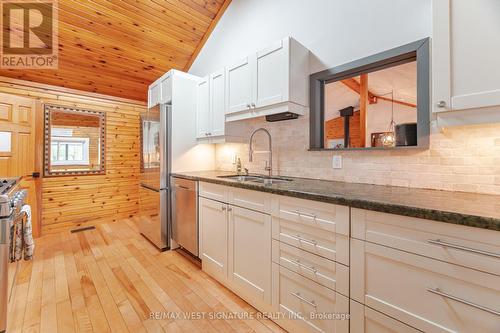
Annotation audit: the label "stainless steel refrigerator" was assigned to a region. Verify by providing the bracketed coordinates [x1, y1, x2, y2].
[139, 70, 215, 251]
[139, 104, 171, 250]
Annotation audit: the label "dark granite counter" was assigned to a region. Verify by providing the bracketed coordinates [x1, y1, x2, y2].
[171, 171, 500, 231]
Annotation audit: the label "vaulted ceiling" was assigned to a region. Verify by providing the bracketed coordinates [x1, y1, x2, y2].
[0, 0, 231, 101]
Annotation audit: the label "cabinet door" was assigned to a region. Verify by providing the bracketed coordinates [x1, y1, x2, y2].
[228, 206, 272, 305]
[254, 38, 288, 108]
[433, 0, 500, 112]
[159, 72, 172, 104]
[225, 57, 253, 114]
[350, 239, 500, 333]
[350, 300, 421, 333]
[210, 70, 225, 137]
[200, 198, 228, 283]
[196, 77, 210, 139]
[148, 81, 160, 108]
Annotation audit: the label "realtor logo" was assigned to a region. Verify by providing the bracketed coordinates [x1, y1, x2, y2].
[1, 0, 58, 69]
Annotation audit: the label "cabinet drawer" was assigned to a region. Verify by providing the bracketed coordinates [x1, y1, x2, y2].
[272, 240, 349, 296]
[199, 182, 228, 202]
[272, 216, 349, 265]
[352, 208, 500, 276]
[350, 300, 421, 333]
[230, 186, 271, 213]
[351, 239, 500, 333]
[273, 264, 349, 333]
[272, 196, 349, 236]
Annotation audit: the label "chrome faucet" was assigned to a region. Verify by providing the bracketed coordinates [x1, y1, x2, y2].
[248, 128, 273, 177]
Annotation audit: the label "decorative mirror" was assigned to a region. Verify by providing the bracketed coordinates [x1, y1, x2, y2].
[44, 105, 106, 176]
[310, 38, 430, 150]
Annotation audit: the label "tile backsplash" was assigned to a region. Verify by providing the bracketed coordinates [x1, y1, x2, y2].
[216, 114, 500, 195]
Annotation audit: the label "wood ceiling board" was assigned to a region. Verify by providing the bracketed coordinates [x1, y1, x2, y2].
[0, 0, 231, 101]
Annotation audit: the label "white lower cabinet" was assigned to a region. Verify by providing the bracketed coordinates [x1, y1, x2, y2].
[200, 182, 500, 333]
[351, 238, 500, 333]
[228, 205, 272, 308]
[272, 264, 349, 333]
[199, 197, 228, 283]
[350, 300, 421, 333]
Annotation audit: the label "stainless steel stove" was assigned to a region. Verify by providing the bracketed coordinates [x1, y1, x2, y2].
[0, 178, 21, 218]
[1, 177, 27, 333]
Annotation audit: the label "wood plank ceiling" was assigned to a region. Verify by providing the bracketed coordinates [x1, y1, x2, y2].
[0, 0, 231, 101]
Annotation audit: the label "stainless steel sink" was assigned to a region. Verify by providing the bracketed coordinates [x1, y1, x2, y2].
[217, 174, 292, 185]
[217, 175, 263, 182]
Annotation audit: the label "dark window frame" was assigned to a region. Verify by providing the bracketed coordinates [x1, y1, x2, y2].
[309, 38, 430, 150]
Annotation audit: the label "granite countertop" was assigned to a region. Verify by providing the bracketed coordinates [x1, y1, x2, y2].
[171, 170, 500, 231]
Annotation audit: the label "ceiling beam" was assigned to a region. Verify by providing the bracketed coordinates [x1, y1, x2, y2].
[340, 78, 416, 108]
[184, 0, 232, 72]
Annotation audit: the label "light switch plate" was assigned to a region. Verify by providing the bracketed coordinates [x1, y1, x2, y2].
[332, 155, 342, 169]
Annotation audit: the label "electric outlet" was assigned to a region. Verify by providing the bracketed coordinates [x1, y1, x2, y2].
[332, 155, 342, 169]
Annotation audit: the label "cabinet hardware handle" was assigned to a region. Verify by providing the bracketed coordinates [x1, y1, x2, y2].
[294, 259, 317, 274]
[221, 206, 226, 211]
[246, 104, 251, 108]
[293, 235, 318, 246]
[251, 103, 255, 108]
[227, 207, 233, 212]
[294, 209, 317, 220]
[437, 101, 447, 108]
[290, 292, 317, 308]
[427, 287, 500, 316]
[427, 239, 500, 259]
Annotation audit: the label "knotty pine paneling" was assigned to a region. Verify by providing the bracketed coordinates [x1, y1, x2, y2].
[0, 0, 231, 101]
[0, 77, 145, 234]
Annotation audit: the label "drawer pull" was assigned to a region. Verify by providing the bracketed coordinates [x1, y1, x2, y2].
[221, 205, 226, 211]
[427, 239, 500, 259]
[290, 292, 317, 308]
[294, 259, 318, 274]
[427, 288, 500, 316]
[294, 209, 317, 220]
[293, 235, 318, 246]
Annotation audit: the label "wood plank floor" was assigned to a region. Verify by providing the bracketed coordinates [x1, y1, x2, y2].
[7, 218, 286, 333]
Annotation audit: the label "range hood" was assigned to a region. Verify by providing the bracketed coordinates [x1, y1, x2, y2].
[266, 112, 299, 122]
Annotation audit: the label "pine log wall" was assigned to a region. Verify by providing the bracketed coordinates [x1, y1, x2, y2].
[0, 77, 145, 234]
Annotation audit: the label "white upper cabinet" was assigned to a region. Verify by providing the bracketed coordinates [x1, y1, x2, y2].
[159, 72, 172, 104]
[433, 0, 500, 125]
[254, 39, 288, 108]
[196, 76, 211, 138]
[196, 70, 227, 140]
[148, 71, 172, 107]
[147, 80, 160, 108]
[210, 70, 226, 137]
[225, 37, 310, 122]
[226, 57, 253, 114]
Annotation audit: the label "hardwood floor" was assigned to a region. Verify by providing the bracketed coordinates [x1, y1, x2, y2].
[7, 218, 286, 333]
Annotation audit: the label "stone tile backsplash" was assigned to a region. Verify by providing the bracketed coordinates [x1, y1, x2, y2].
[215, 114, 500, 195]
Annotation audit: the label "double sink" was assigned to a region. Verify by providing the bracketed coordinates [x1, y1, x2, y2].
[217, 174, 293, 186]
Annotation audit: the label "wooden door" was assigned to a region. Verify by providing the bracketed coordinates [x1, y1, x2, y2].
[254, 38, 288, 108]
[200, 197, 228, 283]
[210, 70, 225, 137]
[0, 92, 41, 237]
[228, 205, 272, 305]
[196, 77, 211, 139]
[225, 57, 253, 114]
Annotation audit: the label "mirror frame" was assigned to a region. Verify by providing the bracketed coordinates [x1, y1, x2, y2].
[309, 38, 430, 150]
[44, 104, 106, 177]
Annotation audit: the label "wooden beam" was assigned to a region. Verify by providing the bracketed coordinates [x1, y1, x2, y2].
[377, 95, 417, 108]
[340, 78, 377, 104]
[341, 78, 417, 108]
[359, 74, 368, 148]
[184, 0, 232, 72]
